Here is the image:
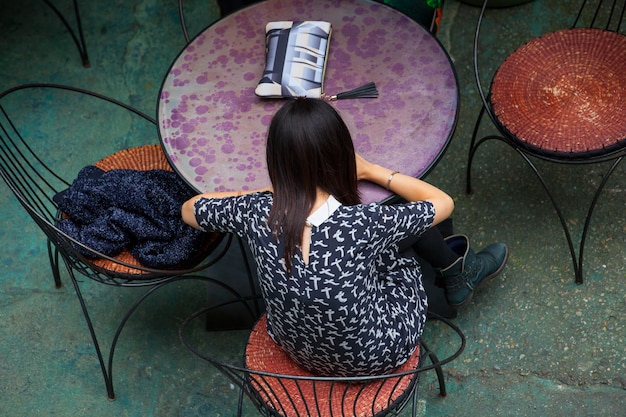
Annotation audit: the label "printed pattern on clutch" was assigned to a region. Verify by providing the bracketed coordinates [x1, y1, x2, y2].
[255, 21, 332, 98]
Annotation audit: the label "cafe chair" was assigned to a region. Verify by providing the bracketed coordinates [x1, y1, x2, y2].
[178, 0, 221, 43]
[179, 300, 466, 417]
[43, 0, 90, 67]
[177, 0, 444, 44]
[467, 0, 626, 283]
[377, 0, 445, 35]
[0, 83, 258, 399]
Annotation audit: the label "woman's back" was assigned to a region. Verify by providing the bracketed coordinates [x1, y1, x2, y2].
[198, 191, 435, 376]
[184, 98, 454, 377]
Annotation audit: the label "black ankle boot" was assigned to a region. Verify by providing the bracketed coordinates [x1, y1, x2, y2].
[435, 235, 508, 308]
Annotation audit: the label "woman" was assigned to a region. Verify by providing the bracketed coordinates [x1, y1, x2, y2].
[182, 98, 506, 376]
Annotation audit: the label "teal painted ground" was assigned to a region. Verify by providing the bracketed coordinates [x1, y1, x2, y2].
[0, 0, 624, 416]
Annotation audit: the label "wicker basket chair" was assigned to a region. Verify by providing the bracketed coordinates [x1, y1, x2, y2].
[467, 0, 626, 283]
[0, 83, 260, 399]
[180, 302, 465, 417]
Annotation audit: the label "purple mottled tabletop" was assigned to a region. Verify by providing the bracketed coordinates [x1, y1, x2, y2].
[158, 0, 458, 204]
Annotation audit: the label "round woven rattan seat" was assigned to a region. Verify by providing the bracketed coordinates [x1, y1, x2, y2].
[85, 144, 222, 276]
[490, 28, 626, 160]
[244, 314, 421, 417]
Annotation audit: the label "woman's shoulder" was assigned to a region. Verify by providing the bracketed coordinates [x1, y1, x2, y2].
[236, 190, 273, 214]
[333, 202, 379, 221]
[338, 200, 433, 217]
[238, 189, 272, 202]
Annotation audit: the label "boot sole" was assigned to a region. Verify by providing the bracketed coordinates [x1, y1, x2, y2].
[449, 246, 510, 309]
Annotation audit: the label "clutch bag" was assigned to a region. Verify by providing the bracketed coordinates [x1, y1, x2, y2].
[255, 21, 332, 98]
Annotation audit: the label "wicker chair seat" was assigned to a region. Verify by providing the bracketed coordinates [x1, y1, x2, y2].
[83, 144, 221, 276]
[244, 314, 421, 417]
[490, 28, 626, 159]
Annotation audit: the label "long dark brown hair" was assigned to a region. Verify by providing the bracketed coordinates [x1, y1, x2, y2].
[266, 98, 361, 272]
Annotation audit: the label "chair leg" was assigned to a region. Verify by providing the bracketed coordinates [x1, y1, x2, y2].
[236, 382, 245, 417]
[178, 0, 191, 44]
[64, 262, 116, 399]
[107, 274, 254, 391]
[105, 281, 174, 400]
[421, 312, 466, 398]
[468, 134, 581, 281]
[466, 107, 508, 196]
[42, 0, 90, 67]
[515, 151, 583, 283]
[466, 104, 616, 284]
[408, 384, 420, 417]
[63, 260, 251, 400]
[47, 240, 63, 289]
[466, 105, 486, 195]
[577, 156, 624, 285]
[420, 340, 447, 397]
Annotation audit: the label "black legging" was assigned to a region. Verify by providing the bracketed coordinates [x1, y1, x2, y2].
[399, 218, 458, 269]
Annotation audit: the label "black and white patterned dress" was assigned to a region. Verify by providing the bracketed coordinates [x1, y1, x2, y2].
[194, 191, 434, 377]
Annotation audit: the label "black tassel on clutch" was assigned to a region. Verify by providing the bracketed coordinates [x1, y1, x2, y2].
[323, 82, 379, 100]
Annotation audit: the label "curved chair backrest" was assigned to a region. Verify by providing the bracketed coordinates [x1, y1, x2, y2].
[180, 304, 465, 417]
[572, 0, 626, 31]
[0, 83, 225, 283]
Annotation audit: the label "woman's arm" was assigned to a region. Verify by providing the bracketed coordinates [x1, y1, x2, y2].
[181, 187, 272, 230]
[355, 153, 454, 226]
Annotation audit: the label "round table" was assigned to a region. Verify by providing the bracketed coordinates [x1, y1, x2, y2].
[158, 0, 458, 204]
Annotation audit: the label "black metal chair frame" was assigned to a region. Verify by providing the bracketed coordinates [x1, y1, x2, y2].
[42, 0, 90, 67]
[0, 83, 262, 399]
[179, 299, 466, 417]
[177, 0, 444, 45]
[467, 0, 626, 284]
[177, 0, 200, 43]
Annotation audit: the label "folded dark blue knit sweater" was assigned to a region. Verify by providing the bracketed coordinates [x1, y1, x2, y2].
[53, 165, 214, 269]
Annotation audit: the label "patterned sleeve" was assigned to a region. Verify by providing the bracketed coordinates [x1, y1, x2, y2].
[193, 192, 271, 235]
[368, 200, 436, 246]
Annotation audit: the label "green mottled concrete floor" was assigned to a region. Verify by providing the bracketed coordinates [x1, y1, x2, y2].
[0, 0, 624, 416]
